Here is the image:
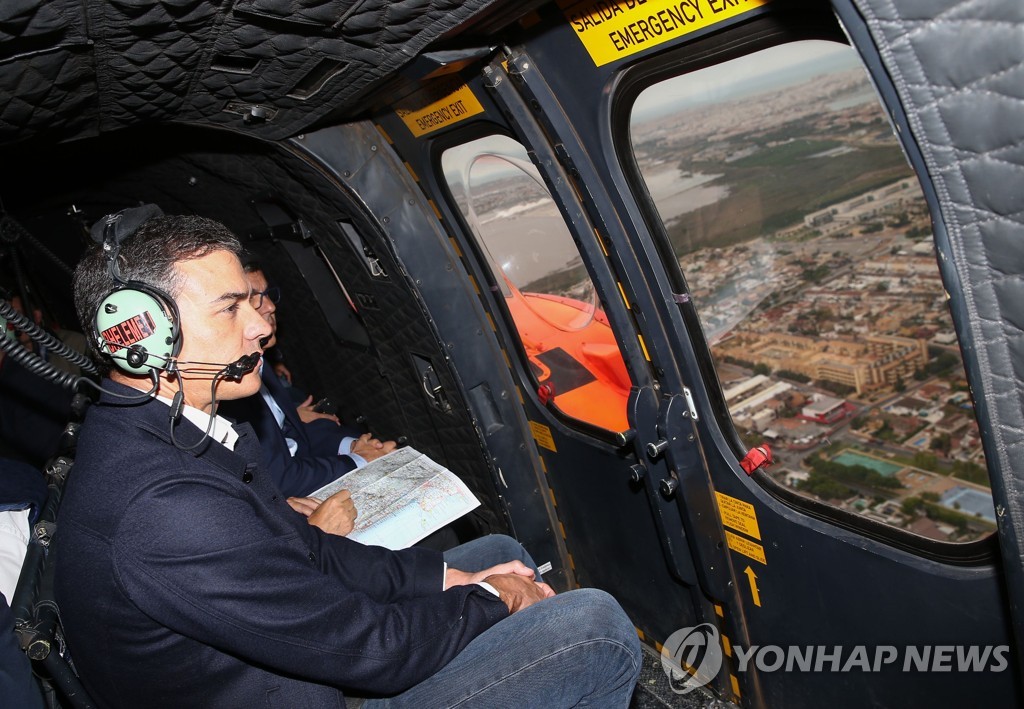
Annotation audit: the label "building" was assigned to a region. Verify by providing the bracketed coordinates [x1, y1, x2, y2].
[716, 332, 928, 395]
[802, 178, 919, 233]
[800, 395, 848, 424]
[888, 396, 933, 417]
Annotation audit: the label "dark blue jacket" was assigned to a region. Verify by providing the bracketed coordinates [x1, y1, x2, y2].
[0, 357, 73, 467]
[54, 381, 507, 708]
[0, 457, 47, 709]
[0, 457, 47, 523]
[219, 367, 365, 497]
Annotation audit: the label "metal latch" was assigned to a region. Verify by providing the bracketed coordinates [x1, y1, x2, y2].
[683, 386, 699, 421]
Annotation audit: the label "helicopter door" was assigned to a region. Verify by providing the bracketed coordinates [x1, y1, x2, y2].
[465, 3, 1017, 708]
[364, 58, 731, 677]
[364, 2, 1018, 703]
[430, 131, 719, 653]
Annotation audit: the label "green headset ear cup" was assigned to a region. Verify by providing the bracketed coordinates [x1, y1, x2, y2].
[94, 286, 179, 374]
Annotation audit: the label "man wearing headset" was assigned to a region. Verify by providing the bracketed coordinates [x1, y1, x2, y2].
[221, 259, 394, 496]
[224, 261, 463, 548]
[54, 211, 641, 707]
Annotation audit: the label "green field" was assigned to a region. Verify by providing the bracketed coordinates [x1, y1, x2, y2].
[667, 137, 914, 255]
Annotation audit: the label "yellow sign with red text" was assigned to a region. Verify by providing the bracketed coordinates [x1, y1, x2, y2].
[560, 0, 769, 66]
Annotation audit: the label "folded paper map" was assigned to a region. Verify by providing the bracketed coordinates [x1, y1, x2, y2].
[309, 446, 480, 550]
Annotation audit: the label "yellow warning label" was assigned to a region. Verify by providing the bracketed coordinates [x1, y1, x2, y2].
[725, 530, 766, 565]
[559, 0, 769, 67]
[530, 421, 558, 452]
[715, 491, 761, 540]
[395, 82, 485, 137]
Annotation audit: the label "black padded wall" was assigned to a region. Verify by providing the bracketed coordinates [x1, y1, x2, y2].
[0, 125, 507, 538]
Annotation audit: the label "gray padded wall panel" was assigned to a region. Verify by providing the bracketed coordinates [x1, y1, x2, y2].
[844, 0, 1024, 644]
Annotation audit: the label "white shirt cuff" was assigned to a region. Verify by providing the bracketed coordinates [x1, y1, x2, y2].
[441, 563, 498, 597]
[475, 581, 500, 597]
[339, 436, 367, 467]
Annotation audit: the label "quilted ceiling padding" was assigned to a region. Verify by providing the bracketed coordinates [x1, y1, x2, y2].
[844, 0, 1024, 626]
[0, 0, 502, 145]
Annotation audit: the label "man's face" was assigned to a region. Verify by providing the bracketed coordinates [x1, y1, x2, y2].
[246, 269, 278, 349]
[172, 250, 272, 410]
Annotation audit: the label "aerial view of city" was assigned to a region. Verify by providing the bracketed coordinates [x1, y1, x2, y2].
[443, 40, 995, 545]
[631, 41, 994, 542]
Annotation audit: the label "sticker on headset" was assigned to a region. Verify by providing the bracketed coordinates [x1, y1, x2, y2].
[101, 311, 157, 352]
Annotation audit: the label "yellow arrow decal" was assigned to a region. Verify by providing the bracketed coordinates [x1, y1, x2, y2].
[743, 565, 761, 607]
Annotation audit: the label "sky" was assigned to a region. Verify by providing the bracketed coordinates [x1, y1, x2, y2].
[632, 40, 863, 122]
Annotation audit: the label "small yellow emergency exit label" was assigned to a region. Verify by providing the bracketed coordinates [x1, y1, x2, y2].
[715, 491, 761, 540]
[395, 83, 485, 137]
[559, 0, 769, 67]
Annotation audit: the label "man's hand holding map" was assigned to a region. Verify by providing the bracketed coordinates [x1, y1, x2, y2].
[309, 447, 480, 550]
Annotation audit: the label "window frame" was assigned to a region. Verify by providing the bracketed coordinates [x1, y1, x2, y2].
[434, 126, 641, 445]
[609, 16, 997, 560]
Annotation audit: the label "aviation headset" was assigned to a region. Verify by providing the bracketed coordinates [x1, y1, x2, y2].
[86, 206, 260, 449]
[90, 205, 181, 375]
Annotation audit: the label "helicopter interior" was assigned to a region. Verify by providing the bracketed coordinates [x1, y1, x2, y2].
[2, 0, 1023, 706]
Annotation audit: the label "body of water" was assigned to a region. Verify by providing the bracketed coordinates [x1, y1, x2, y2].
[641, 166, 730, 223]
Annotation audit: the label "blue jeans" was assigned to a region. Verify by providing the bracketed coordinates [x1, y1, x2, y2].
[362, 535, 641, 708]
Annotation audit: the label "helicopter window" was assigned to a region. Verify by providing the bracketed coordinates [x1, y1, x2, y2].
[442, 135, 630, 433]
[629, 40, 994, 543]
